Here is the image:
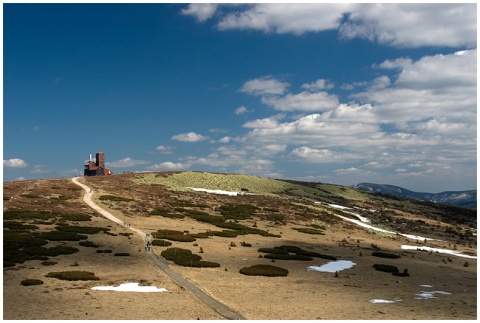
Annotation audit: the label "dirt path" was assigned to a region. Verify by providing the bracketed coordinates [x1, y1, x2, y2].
[70, 177, 245, 320]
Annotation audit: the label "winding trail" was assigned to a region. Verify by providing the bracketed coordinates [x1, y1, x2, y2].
[71, 177, 245, 320]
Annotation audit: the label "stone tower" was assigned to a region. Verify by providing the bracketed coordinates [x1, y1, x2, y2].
[96, 152, 105, 169]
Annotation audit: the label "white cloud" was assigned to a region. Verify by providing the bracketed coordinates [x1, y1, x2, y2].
[187, 4, 476, 48]
[181, 4, 218, 22]
[107, 157, 149, 168]
[339, 4, 477, 48]
[217, 136, 232, 144]
[155, 145, 175, 154]
[262, 91, 339, 112]
[3, 158, 28, 168]
[242, 114, 285, 129]
[171, 132, 209, 142]
[302, 79, 334, 91]
[147, 162, 190, 171]
[235, 106, 250, 115]
[240, 76, 289, 96]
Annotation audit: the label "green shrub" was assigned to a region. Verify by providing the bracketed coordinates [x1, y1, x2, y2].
[59, 213, 92, 221]
[46, 270, 100, 281]
[119, 232, 134, 237]
[149, 209, 185, 219]
[239, 265, 288, 277]
[274, 245, 303, 253]
[114, 253, 130, 256]
[4, 209, 55, 221]
[258, 248, 289, 255]
[263, 253, 313, 261]
[191, 232, 213, 239]
[21, 279, 44, 286]
[373, 264, 399, 273]
[4, 221, 39, 231]
[292, 227, 325, 235]
[21, 194, 39, 198]
[153, 230, 196, 242]
[56, 225, 109, 235]
[160, 247, 220, 268]
[99, 195, 133, 202]
[152, 239, 173, 247]
[46, 245, 79, 256]
[79, 241, 100, 248]
[96, 249, 112, 253]
[295, 250, 337, 260]
[40, 231, 88, 241]
[372, 251, 401, 259]
[219, 204, 257, 220]
[41, 261, 58, 266]
[213, 230, 241, 238]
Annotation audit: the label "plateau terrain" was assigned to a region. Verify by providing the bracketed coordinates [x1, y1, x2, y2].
[3, 171, 477, 320]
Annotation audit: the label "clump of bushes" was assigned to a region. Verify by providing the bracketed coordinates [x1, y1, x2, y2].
[114, 253, 130, 256]
[219, 204, 257, 220]
[59, 213, 92, 221]
[21, 279, 44, 286]
[153, 229, 196, 242]
[4, 209, 55, 221]
[149, 209, 185, 219]
[161, 247, 220, 268]
[99, 195, 133, 202]
[41, 261, 57, 266]
[4, 221, 39, 231]
[373, 264, 399, 273]
[46, 270, 100, 281]
[55, 225, 110, 235]
[152, 239, 173, 247]
[372, 251, 401, 259]
[39, 231, 88, 241]
[258, 245, 337, 261]
[239, 264, 289, 277]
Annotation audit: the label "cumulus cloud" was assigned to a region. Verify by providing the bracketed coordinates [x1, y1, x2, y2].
[171, 132, 209, 142]
[106, 157, 149, 168]
[262, 91, 340, 112]
[302, 79, 334, 91]
[240, 76, 290, 96]
[31, 165, 48, 174]
[181, 4, 218, 22]
[242, 114, 285, 129]
[3, 158, 28, 168]
[185, 3, 476, 48]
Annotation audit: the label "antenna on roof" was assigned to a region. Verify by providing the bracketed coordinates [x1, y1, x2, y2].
[89, 154, 92, 162]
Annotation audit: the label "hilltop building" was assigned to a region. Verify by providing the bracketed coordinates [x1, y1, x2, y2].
[84, 152, 113, 176]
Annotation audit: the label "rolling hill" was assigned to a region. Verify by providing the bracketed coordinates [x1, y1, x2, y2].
[352, 183, 476, 208]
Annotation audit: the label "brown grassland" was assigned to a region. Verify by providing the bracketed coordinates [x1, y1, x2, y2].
[3, 171, 477, 320]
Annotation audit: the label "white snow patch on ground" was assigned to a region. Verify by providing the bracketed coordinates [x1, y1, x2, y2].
[401, 245, 477, 259]
[92, 282, 168, 292]
[414, 291, 451, 299]
[419, 284, 433, 288]
[307, 260, 356, 273]
[369, 298, 402, 304]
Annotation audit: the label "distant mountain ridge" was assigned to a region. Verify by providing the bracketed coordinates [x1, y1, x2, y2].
[352, 183, 477, 208]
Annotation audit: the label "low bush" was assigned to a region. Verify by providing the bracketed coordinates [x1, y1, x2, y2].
[56, 225, 109, 235]
[99, 195, 133, 202]
[149, 209, 185, 219]
[263, 253, 313, 261]
[4, 221, 39, 231]
[373, 264, 399, 273]
[213, 230, 240, 238]
[219, 204, 257, 220]
[292, 227, 325, 235]
[161, 247, 220, 268]
[258, 248, 289, 255]
[40, 231, 88, 241]
[153, 229, 196, 242]
[59, 213, 92, 221]
[114, 253, 130, 256]
[21, 279, 44, 286]
[119, 233, 133, 237]
[79, 241, 100, 248]
[46, 245, 79, 256]
[372, 251, 401, 259]
[152, 239, 173, 247]
[96, 249, 112, 253]
[46, 270, 100, 281]
[4, 209, 55, 221]
[41, 261, 58, 266]
[239, 264, 288, 277]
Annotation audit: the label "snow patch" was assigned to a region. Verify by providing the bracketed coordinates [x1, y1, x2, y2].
[92, 282, 168, 293]
[401, 245, 477, 259]
[188, 187, 253, 196]
[307, 260, 356, 273]
[369, 298, 402, 304]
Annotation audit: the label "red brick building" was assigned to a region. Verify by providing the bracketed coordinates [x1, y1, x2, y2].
[84, 152, 113, 176]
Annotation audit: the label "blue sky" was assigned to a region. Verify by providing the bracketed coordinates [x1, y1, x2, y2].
[3, 3, 477, 193]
